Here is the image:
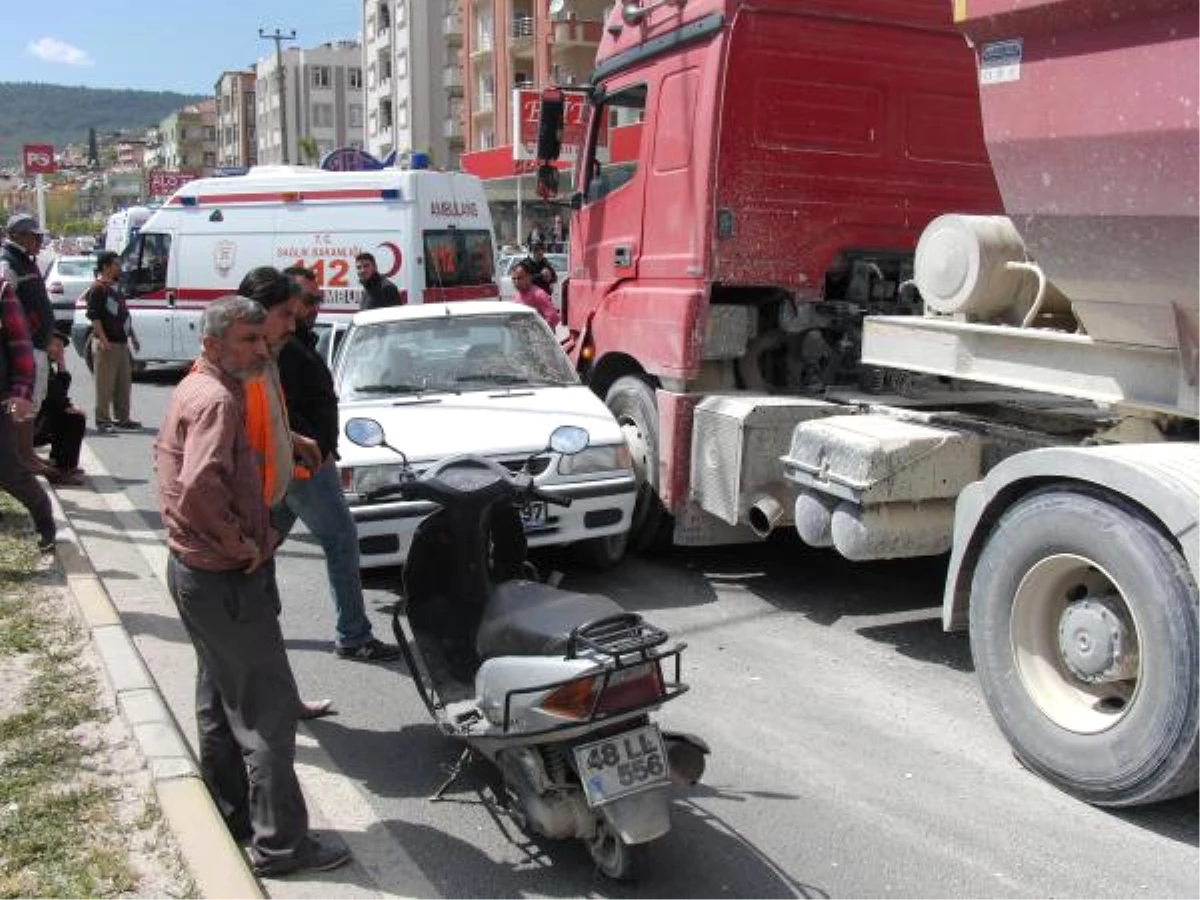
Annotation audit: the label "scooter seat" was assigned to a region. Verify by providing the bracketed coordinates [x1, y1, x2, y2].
[476, 580, 625, 659]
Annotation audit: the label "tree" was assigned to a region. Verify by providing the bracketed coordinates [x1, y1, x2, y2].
[297, 136, 319, 166]
[87, 128, 99, 168]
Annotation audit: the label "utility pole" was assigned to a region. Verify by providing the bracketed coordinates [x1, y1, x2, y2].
[259, 27, 297, 164]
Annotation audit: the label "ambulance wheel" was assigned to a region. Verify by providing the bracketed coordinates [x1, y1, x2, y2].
[605, 376, 671, 554]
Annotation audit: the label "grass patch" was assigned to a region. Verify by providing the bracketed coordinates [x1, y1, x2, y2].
[0, 494, 193, 898]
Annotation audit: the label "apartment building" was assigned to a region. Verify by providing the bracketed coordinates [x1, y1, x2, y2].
[215, 70, 258, 169]
[363, 0, 465, 170]
[157, 100, 218, 174]
[255, 40, 365, 166]
[459, 0, 608, 244]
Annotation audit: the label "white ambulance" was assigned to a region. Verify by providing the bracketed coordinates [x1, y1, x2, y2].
[71, 165, 498, 367]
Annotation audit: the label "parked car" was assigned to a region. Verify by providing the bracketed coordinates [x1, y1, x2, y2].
[496, 251, 567, 310]
[45, 254, 95, 336]
[334, 301, 635, 570]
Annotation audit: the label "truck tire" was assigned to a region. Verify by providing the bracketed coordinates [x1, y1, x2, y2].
[605, 376, 670, 553]
[969, 487, 1198, 806]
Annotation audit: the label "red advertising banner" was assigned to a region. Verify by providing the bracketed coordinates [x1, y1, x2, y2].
[513, 89, 606, 162]
[22, 144, 56, 175]
[148, 170, 198, 198]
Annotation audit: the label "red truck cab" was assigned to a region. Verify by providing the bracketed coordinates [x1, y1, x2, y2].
[557, 0, 1001, 547]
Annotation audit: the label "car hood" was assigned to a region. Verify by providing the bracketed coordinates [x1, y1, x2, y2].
[337, 383, 624, 465]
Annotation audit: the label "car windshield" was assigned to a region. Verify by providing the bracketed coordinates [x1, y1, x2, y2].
[55, 259, 94, 278]
[336, 311, 578, 400]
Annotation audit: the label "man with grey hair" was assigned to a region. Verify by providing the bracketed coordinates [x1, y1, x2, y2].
[154, 295, 351, 877]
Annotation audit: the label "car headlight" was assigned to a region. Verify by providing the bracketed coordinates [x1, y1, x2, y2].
[340, 464, 409, 497]
[556, 443, 632, 476]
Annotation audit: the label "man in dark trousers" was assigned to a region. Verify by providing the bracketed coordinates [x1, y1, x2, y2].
[0, 214, 56, 477]
[277, 266, 399, 662]
[0, 277, 56, 552]
[354, 252, 403, 310]
[154, 294, 350, 878]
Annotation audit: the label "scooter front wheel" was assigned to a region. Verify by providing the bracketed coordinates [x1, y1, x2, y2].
[587, 816, 647, 881]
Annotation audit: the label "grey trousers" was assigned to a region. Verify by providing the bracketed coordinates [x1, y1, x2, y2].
[92, 340, 131, 425]
[166, 553, 308, 863]
[0, 409, 54, 543]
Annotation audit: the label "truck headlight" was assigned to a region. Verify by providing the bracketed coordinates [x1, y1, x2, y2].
[557, 443, 632, 476]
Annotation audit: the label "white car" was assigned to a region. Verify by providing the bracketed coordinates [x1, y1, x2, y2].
[334, 301, 635, 569]
[46, 254, 95, 336]
[496, 252, 567, 311]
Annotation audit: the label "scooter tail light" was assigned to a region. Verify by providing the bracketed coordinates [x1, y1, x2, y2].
[540, 676, 599, 720]
[595, 662, 664, 715]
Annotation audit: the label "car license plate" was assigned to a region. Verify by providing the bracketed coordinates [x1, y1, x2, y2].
[573, 724, 668, 806]
[520, 500, 547, 531]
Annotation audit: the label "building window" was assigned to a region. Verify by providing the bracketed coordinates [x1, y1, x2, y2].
[313, 103, 335, 129]
[312, 66, 332, 88]
[349, 104, 364, 128]
[396, 49, 408, 79]
[350, 67, 363, 89]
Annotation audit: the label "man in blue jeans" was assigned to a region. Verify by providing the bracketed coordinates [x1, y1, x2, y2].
[276, 266, 399, 663]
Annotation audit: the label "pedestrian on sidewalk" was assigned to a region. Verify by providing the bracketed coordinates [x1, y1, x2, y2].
[154, 294, 351, 877]
[33, 332, 86, 484]
[509, 260, 560, 329]
[0, 277, 56, 552]
[84, 250, 141, 432]
[0, 214, 57, 477]
[277, 265, 399, 662]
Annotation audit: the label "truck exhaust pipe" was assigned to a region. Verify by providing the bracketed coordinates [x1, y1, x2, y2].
[747, 489, 787, 538]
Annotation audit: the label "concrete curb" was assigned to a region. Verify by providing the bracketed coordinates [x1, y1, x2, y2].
[46, 486, 265, 900]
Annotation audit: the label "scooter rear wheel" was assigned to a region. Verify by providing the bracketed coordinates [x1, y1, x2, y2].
[587, 816, 646, 881]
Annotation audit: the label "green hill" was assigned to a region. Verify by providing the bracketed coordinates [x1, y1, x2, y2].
[0, 82, 208, 169]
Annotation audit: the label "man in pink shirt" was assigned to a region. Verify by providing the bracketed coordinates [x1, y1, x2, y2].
[509, 260, 560, 329]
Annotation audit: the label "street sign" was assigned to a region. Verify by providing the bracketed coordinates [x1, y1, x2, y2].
[22, 144, 56, 175]
[513, 89, 605, 162]
[148, 170, 198, 198]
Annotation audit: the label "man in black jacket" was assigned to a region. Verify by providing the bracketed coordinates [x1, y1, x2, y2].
[0, 214, 56, 477]
[275, 266, 399, 662]
[354, 252, 403, 310]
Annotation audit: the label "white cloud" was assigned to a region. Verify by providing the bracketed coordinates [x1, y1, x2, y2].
[28, 37, 94, 67]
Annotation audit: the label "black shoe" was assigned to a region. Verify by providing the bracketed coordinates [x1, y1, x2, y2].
[37, 534, 56, 553]
[334, 638, 400, 662]
[252, 832, 351, 878]
[114, 419, 142, 431]
[96, 420, 114, 433]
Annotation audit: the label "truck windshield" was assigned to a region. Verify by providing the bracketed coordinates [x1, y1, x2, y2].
[423, 229, 495, 288]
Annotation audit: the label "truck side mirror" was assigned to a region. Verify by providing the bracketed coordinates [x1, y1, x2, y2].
[536, 164, 560, 200]
[536, 88, 565, 163]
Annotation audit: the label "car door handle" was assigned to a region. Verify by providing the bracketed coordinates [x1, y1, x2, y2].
[614, 245, 632, 268]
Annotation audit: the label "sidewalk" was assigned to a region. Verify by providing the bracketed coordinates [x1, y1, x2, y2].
[45, 479, 264, 900]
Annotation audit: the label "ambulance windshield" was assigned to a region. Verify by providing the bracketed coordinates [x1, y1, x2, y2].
[423, 229, 495, 288]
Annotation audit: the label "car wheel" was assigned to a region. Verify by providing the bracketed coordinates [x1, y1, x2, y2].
[572, 531, 628, 571]
[604, 376, 672, 554]
[969, 487, 1199, 806]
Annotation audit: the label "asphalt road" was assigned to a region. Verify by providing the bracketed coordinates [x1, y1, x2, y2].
[60, 357, 1198, 899]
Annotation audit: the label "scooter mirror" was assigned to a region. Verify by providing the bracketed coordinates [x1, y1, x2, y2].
[345, 417, 385, 448]
[548, 425, 589, 456]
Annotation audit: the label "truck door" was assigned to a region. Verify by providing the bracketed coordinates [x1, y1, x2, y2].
[569, 82, 648, 319]
[120, 232, 175, 362]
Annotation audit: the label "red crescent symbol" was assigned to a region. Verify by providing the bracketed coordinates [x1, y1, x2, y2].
[377, 241, 402, 278]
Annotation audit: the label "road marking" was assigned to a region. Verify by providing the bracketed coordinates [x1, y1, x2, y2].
[75, 443, 426, 898]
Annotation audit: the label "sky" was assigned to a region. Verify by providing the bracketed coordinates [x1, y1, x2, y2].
[2, 1, 363, 94]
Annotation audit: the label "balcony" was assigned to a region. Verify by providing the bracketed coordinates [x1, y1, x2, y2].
[551, 15, 604, 46]
[475, 92, 494, 115]
[444, 118, 463, 140]
[443, 66, 463, 94]
[444, 11, 463, 44]
[511, 13, 534, 39]
[471, 30, 493, 57]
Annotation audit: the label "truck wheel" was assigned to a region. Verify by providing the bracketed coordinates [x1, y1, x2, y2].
[969, 488, 1198, 806]
[605, 376, 670, 553]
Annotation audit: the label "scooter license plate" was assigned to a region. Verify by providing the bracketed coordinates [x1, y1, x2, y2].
[520, 500, 547, 531]
[573, 724, 668, 806]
